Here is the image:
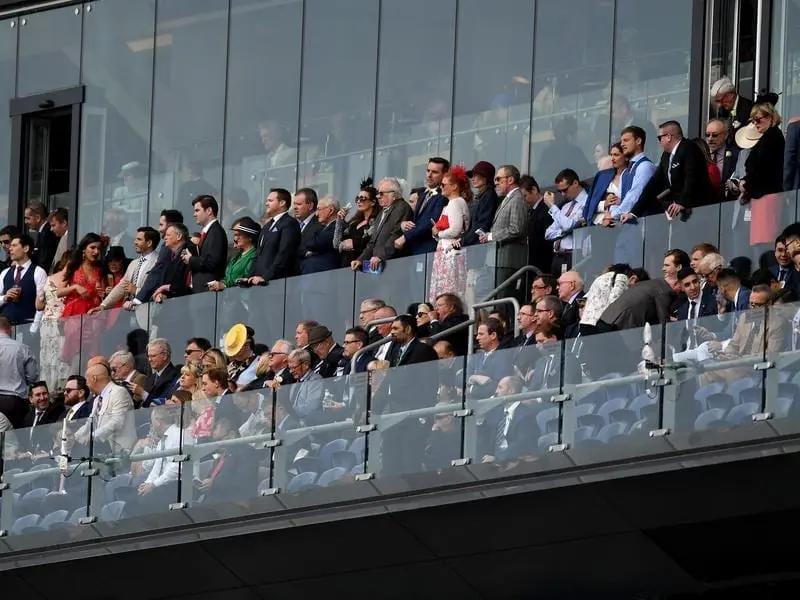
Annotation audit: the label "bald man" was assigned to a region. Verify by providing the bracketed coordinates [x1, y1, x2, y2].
[75, 363, 136, 452]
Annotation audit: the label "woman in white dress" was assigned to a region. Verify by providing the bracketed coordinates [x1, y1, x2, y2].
[36, 251, 72, 392]
[429, 166, 471, 302]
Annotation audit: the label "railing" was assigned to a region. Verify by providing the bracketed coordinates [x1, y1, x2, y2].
[2, 298, 800, 548]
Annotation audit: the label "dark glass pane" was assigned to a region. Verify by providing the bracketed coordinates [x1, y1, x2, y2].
[0, 19, 16, 229]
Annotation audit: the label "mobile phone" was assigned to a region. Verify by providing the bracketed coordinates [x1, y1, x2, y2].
[475, 228, 486, 236]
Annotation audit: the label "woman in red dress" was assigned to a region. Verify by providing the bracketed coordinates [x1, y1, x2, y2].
[59, 233, 105, 363]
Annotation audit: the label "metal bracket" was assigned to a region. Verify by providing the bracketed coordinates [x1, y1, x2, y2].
[168, 502, 187, 511]
[0, 530, 6, 537]
[355, 473, 374, 482]
[78, 516, 97, 525]
[651, 378, 672, 387]
[753, 361, 775, 371]
[649, 428, 670, 438]
[551, 394, 571, 403]
[260, 487, 279, 496]
[548, 443, 569, 452]
[0, 482, 9, 491]
[452, 409, 473, 418]
[450, 458, 471, 467]
[80, 468, 98, 478]
[261, 439, 281, 449]
[170, 454, 189, 463]
[752, 412, 772, 422]
[356, 424, 376, 433]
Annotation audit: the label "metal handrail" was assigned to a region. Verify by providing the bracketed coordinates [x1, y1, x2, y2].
[468, 297, 521, 356]
[350, 334, 395, 374]
[365, 316, 398, 329]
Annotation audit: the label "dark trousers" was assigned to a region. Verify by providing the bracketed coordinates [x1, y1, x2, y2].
[551, 252, 573, 276]
[0, 394, 28, 429]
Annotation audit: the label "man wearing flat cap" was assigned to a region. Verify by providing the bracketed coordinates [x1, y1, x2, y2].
[306, 325, 345, 378]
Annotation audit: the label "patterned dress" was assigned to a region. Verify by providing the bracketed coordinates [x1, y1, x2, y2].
[39, 277, 71, 391]
[429, 196, 470, 303]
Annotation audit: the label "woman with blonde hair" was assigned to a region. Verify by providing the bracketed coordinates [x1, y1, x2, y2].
[201, 348, 227, 372]
[178, 362, 204, 400]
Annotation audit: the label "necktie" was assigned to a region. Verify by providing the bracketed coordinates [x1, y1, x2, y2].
[779, 269, 786, 282]
[95, 396, 103, 415]
[199, 231, 207, 246]
[687, 300, 697, 348]
[14, 266, 22, 285]
[300, 220, 307, 232]
[131, 256, 146, 287]
[553, 202, 576, 252]
[667, 153, 674, 185]
[689, 300, 696, 323]
[742, 322, 759, 355]
[495, 411, 509, 450]
[33, 411, 42, 427]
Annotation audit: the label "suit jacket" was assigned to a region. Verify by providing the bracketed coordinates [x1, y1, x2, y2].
[253, 213, 302, 282]
[526, 347, 581, 392]
[51, 233, 69, 274]
[462, 188, 498, 247]
[562, 293, 584, 339]
[785, 121, 800, 191]
[22, 402, 66, 452]
[357, 200, 413, 263]
[744, 125, 785, 200]
[161, 244, 194, 298]
[79, 383, 136, 452]
[136, 244, 170, 303]
[720, 145, 740, 184]
[723, 310, 787, 361]
[673, 287, 719, 349]
[772, 265, 798, 290]
[33, 222, 59, 273]
[599, 278, 677, 330]
[527, 200, 554, 275]
[489, 188, 528, 270]
[632, 139, 712, 217]
[373, 338, 439, 413]
[202, 445, 259, 505]
[296, 215, 323, 272]
[467, 349, 515, 399]
[102, 251, 158, 309]
[318, 344, 345, 378]
[188, 220, 228, 290]
[428, 313, 469, 356]
[143, 363, 180, 405]
[479, 402, 539, 461]
[719, 95, 754, 140]
[300, 220, 339, 275]
[405, 190, 445, 255]
[69, 398, 94, 421]
[287, 371, 324, 421]
[583, 168, 615, 223]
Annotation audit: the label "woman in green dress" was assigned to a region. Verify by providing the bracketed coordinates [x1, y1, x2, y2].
[208, 216, 260, 291]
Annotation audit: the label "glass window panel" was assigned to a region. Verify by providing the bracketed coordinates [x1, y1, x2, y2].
[78, 0, 155, 249]
[612, 0, 693, 163]
[222, 0, 302, 222]
[298, 0, 378, 203]
[0, 19, 16, 229]
[374, 0, 456, 187]
[148, 0, 228, 225]
[771, 0, 800, 124]
[451, 0, 533, 172]
[17, 5, 82, 97]
[530, 0, 613, 185]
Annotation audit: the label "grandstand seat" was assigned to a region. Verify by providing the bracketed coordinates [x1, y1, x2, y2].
[775, 396, 795, 419]
[694, 382, 725, 411]
[348, 436, 365, 460]
[99, 501, 126, 522]
[596, 422, 627, 443]
[694, 408, 728, 431]
[577, 388, 607, 407]
[597, 397, 628, 422]
[69, 506, 88, 525]
[42, 491, 81, 515]
[104, 474, 133, 504]
[705, 393, 736, 412]
[536, 407, 560, 434]
[11, 514, 40, 535]
[726, 377, 758, 400]
[577, 413, 605, 432]
[318, 439, 349, 471]
[257, 479, 271, 495]
[286, 472, 318, 493]
[537, 432, 559, 450]
[331, 450, 359, 470]
[40, 510, 68, 529]
[293, 456, 322, 475]
[778, 382, 799, 401]
[779, 371, 791, 383]
[726, 402, 760, 426]
[18, 487, 49, 515]
[738, 387, 763, 406]
[2, 467, 22, 481]
[791, 371, 800, 387]
[609, 408, 638, 428]
[628, 419, 650, 435]
[349, 464, 364, 476]
[629, 393, 657, 419]
[573, 427, 595, 443]
[317, 467, 348, 487]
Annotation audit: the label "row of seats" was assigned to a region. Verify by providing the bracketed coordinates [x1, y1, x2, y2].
[8, 501, 125, 535]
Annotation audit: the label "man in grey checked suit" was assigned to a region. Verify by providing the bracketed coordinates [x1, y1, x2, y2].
[478, 164, 528, 297]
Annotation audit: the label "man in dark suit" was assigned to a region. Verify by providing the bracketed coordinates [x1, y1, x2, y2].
[299, 196, 340, 275]
[705, 118, 739, 199]
[556, 270, 584, 339]
[147, 223, 195, 303]
[372, 314, 439, 476]
[598, 276, 682, 332]
[307, 325, 345, 378]
[672, 268, 719, 351]
[784, 118, 800, 191]
[137, 338, 180, 407]
[24, 201, 58, 273]
[462, 161, 499, 249]
[22, 381, 65, 453]
[479, 376, 538, 462]
[351, 178, 412, 272]
[772, 235, 798, 289]
[249, 188, 301, 285]
[710, 77, 753, 142]
[293, 187, 323, 273]
[520, 174, 553, 276]
[467, 318, 515, 399]
[621, 121, 712, 221]
[428, 292, 469, 356]
[129, 209, 184, 307]
[185, 195, 227, 291]
[396, 157, 448, 256]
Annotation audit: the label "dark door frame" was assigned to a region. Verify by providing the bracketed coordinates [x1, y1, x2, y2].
[8, 84, 84, 241]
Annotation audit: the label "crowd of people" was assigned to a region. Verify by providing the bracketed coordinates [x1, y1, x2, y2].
[1, 77, 800, 527]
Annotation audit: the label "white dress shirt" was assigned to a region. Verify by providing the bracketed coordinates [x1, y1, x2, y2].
[0, 260, 47, 329]
[144, 424, 195, 487]
[545, 189, 588, 251]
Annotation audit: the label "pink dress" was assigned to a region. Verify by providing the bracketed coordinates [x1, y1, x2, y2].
[429, 197, 470, 302]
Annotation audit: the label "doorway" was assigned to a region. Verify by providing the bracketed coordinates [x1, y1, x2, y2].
[9, 85, 84, 239]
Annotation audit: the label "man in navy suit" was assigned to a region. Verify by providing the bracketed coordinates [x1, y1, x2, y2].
[185, 195, 228, 291]
[772, 235, 797, 290]
[129, 209, 183, 307]
[395, 157, 448, 256]
[479, 376, 538, 463]
[673, 268, 719, 350]
[299, 196, 340, 275]
[249, 188, 301, 285]
[467, 318, 515, 399]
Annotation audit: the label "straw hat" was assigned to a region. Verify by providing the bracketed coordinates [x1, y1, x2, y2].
[734, 123, 762, 150]
[223, 323, 248, 357]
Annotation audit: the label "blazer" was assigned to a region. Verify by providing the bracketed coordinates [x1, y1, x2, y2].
[300, 220, 339, 275]
[33, 222, 59, 273]
[462, 188, 498, 247]
[405, 190, 445, 255]
[632, 139, 712, 217]
[372, 338, 439, 414]
[479, 402, 539, 461]
[428, 313, 470, 356]
[252, 213, 302, 282]
[318, 343, 346, 378]
[744, 125, 785, 200]
[582, 168, 616, 223]
[526, 347, 581, 393]
[22, 402, 66, 452]
[160, 244, 194, 298]
[357, 200, 413, 263]
[526, 200, 554, 276]
[102, 251, 158, 309]
[719, 95, 754, 139]
[143, 363, 180, 405]
[489, 188, 528, 270]
[296, 215, 324, 271]
[188, 220, 228, 290]
[467, 349, 515, 399]
[77, 383, 136, 452]
[288, 371, 324, 421]
[673, 286, 718, 322]
[599, 278, 678, 330]
[561, 293, 584, 339]
[784, 121, 800, 191]
[771, 265, 798, 290]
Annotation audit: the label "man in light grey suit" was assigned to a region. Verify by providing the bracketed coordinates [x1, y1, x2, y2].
[281, 348, 323, 425]
[478, 164, 528, 297]
[76, 363, 136, 454]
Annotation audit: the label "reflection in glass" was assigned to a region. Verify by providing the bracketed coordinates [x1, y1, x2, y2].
[223, 0, 303, 221]
[530, 0, 612, 184]
[148, 0, 228, 225]
[298, 0, 378, 203]
[0, 20, 15, 229]
[78, 0, 156, 248]
[17, 6, 82, 97]
[374, 0, 456, 185]
[451, 0, 533, 172]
